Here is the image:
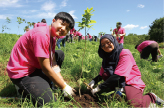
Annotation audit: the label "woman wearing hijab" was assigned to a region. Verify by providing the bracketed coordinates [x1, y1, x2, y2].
[87, 34, 164, 107]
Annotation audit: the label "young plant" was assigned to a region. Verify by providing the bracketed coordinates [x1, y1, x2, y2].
[2, 17, 11, 34]
[76, 7, 96, 97]
[17, 17, 26, 35]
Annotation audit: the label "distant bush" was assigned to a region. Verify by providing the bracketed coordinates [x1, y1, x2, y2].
[158, 42, 164, 48]
[0, 33, 19, 62]
[124, 34, 150, 45]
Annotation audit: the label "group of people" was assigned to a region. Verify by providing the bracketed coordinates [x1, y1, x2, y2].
[112, 22, 163, 62]
[6, 12, 164, 107]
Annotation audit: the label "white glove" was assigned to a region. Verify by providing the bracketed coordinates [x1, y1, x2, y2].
[62, 85, 75, 97]
[91, 86, 101, 96]
[52, 66, 61, 73]
[87, 80, 95, 90]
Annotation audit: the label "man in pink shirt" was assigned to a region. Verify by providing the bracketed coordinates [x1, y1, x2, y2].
[87, 33, 92, 41]
[87, 34, 164, 107]
[7, 12, 76, 107]
[69, 28, 75, 43]
[135, 40, 163, 62]
[74, 30, 82, 42]
[112, 22, 126, 46]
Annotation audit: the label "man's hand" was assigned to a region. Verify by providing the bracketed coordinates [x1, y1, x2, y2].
[91, 86, 101, 96]
[62, 85, 76, 97]
[87, 80, 95, 90]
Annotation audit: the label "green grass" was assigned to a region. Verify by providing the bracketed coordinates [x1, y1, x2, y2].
[0, 33, 164, 107]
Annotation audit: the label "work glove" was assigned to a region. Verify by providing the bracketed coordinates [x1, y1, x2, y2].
[87, 80, 95, 90]
[91, 86, 101, 96]
[62, 85, 76, 97]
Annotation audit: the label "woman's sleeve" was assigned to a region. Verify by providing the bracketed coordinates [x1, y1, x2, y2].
[98, 74, 122, 89]
[93, 75, 103, 85]
[114, 52, 133, 76]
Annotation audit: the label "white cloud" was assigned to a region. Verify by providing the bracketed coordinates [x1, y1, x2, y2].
[60, 0, 68, 8]
[123, 24, 139, 30]
[140, 26, 147, 29]
[0, 15, 7, 19]
[126, 10, 130, 12]
[41, 1, 56, 11]
[69, 10, 77, 19]
[138, 4, 145, 8]
[0, 15, 12, 19]
[36, 12, 56, 18]
[0, 0, 22, 7]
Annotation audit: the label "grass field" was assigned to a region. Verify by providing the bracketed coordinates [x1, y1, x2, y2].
[0, 33, 163, 107]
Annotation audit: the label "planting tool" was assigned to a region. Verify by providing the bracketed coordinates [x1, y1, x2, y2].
[83, 82, 92, 90]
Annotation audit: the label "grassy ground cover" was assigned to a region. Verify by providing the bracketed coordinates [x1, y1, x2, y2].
[0, 33, 163, 107]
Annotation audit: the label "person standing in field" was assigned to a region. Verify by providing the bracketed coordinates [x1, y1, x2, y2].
[87, 34, 164, 107]
[56, 36, 66, 49]
[87, 33, 92, 41]
[69, 27, 75, 43]
[112, 22, 126, 46]
[6, 12, 76, 107]
[73, 30, 82, 42]
[41, 18, 47, 23]
[135, 40, 163, 62]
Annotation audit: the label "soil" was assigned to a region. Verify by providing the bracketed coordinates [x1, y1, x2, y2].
[64, 90, 104, 107]
[64, 89, 123, 107]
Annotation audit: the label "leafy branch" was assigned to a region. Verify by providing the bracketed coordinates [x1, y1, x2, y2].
[76, 7, 96, 97]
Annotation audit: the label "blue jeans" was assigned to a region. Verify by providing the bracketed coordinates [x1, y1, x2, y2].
[57, 37, 66, 49]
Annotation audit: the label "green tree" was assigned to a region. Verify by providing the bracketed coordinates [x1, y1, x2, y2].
[148, 17, 163, 42]
[2, 17, 11, 33]
[76, 7, 96, 97]
[17, 17, 26, 35]
[76, 7, 96, 37]
[23, 22, 35, 32]
[98, 32, 106, 38]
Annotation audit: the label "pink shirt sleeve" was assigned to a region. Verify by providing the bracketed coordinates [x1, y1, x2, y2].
[114, 51, 133, 76]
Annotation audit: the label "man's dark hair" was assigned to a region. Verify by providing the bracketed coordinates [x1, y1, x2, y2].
[41, 19, 46, 23]
[54, 12, 75, 29]
[117, 22, 122, 25]
[135, 44, 139, 49]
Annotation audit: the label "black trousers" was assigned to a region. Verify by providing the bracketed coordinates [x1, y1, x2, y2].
[141, 43, 158, 62]
[10, 50, 65, 107]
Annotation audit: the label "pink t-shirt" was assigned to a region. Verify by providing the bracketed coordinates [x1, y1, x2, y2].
[76, 31, 82, 36]
[7, 23, 56, 79]
[99, 49, 145, 92]
[88, 34, 92, 39]
[137, 40, 157, 53]
[70, 28, 75, 34]
[113, 27, 125, 43]
[56, 36, 66, 39]
[82, 36, 85, 40]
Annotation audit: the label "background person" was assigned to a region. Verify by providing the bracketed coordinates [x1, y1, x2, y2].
[87, 34, 164, 107]
[87, 33, 92, 41]
[69, 28, 75, 43]
[7, 12, 76, 107]
[135, 40, 163, 62]
[56, 36, 66, 49]
[112, 22, 126, 46]
[41, 18, 47, 23]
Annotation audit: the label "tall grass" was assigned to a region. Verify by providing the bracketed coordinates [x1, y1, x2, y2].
[0, 33, 163, 107]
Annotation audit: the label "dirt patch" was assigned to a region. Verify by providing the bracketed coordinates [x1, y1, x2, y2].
[64, 89, 123, 107]
[64, 91, 104, 107]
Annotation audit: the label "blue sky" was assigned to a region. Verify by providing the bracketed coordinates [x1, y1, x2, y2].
[0, 0, 163, 37]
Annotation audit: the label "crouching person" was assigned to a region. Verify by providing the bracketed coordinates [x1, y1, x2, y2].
[87, 34, 164, 107]
[7, 12, 76, 107]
